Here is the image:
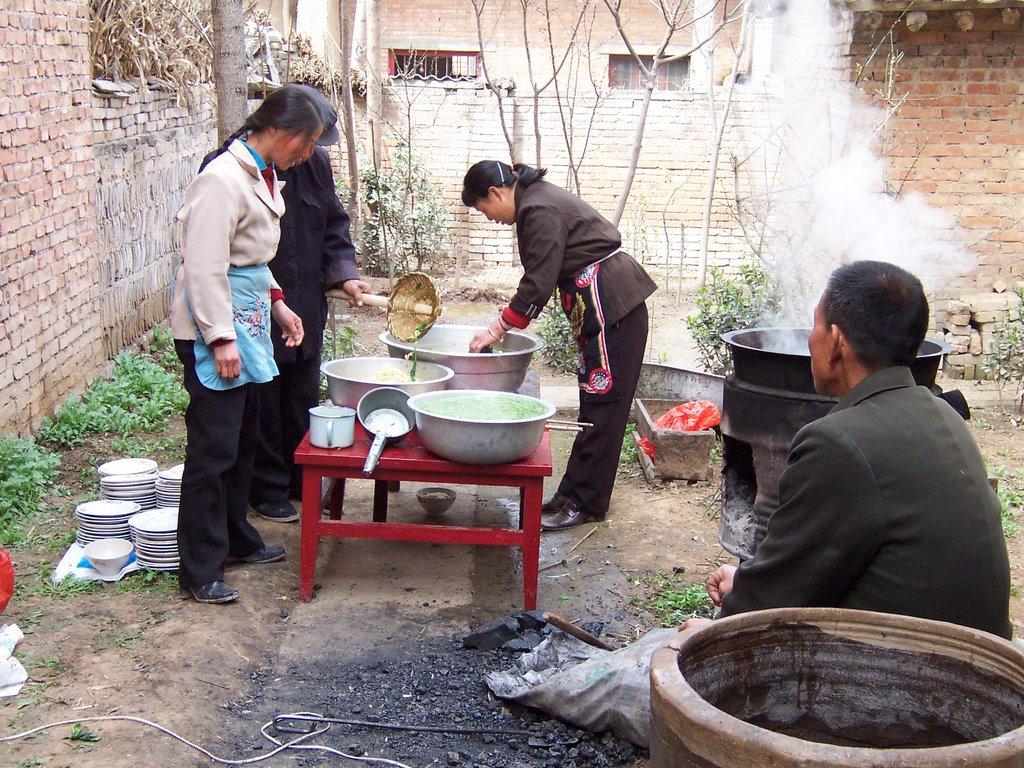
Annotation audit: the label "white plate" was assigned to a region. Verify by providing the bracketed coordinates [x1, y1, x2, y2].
[78, 523, 130, 533]
[137, 557, 180, 566]
[129, 508, 178, 534]
[76, 500, 141, 517]
[98, 459, 158, 477]
[136, 562, 178, 571]
[157, 464, 185, 481]
[76, 516, 134, 526]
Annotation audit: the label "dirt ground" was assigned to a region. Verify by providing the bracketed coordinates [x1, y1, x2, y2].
[3, 274, 1022, 767]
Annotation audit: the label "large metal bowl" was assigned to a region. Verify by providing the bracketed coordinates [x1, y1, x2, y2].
[407, 390, 555, 465]
[321, 357, 454, 408]
[379, 324, 544, 392]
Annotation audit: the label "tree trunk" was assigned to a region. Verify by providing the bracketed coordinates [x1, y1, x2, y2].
[612, 65, 656, 226]
[339, 0, 361, 239]
[697, 10, 750, 286]
[365, 0, 383, 166]
[211, 0, 248, 143]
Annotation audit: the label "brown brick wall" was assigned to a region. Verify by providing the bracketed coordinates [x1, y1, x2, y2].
[0, 2, 218, 436]
[850, 10, 1024, 301]
[0, 0, 104, 436]
[93, 87, 217, 357]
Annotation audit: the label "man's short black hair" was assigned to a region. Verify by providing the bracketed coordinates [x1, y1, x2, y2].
[822, 261, 929, 370]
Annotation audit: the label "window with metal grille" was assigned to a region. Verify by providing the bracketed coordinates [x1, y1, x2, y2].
[390, 50, 480, 81]
[608, 54, 689, 90]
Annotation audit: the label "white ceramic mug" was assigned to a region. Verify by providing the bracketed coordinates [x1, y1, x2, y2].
[309, 405, 356, 449]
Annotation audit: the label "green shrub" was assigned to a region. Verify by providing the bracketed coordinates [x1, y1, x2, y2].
[686, 263, 782, 375]
[984, 292, 1024, 411]
[38, 351, 188, 447]
[360, 143, 448, 277]
[0, 436, 60, 544]
[536, 303, 578, 376]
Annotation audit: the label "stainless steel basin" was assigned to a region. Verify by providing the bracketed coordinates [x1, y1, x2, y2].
[407, 390, 555, 465]
[379, 324, 544, 392]
[321, 357, 453, 408]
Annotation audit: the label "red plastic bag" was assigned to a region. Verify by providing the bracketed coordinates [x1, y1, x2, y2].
[638, 400, 721, 460]
[0, 548, 12, 613]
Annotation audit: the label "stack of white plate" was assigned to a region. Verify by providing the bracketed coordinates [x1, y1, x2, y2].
[98, 458, 158, 478]
[155, 464, 184, 508]
[129, 508, 179, 571]
[75, 500, 142, 546]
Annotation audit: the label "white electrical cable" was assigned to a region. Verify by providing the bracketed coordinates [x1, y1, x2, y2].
[0, 712, 415, 768]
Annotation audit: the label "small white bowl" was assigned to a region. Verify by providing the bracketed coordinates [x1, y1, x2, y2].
[84, 538, 134, 577]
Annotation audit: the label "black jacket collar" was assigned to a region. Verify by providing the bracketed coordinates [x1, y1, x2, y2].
[833, 366, 916, 412]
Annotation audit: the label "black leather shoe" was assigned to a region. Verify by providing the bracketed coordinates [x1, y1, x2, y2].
[541, 501, 599, 531]
[255, 499, 299, 523]
[229, 545, 286, 565]
[189, 581, 239, 603]
[542, 493, 569, 513]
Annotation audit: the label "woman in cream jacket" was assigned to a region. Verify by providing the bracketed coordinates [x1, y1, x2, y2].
[171, 86, 322, 603]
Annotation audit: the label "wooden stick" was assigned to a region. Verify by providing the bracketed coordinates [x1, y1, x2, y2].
[566, 524, 600, 554]
[547, 424, 584, 433]
[548, 419, 594, 428]
[542, 611, 614, 650]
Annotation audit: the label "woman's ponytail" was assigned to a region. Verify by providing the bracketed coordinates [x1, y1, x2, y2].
[512, 163, 547, 187]
[461, 159, 547, 205]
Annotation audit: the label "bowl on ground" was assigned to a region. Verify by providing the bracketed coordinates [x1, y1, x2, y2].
[416, 487, 457, 516]
[84, 538, 134, 577]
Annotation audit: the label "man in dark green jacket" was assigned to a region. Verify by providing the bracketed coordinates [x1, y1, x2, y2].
[688, 261, 1012, 639]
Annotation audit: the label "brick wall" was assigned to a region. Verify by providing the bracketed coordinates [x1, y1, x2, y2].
[0, 0, 103, 436]
[0, 2, 217, 436]
[93, 86, 216, 357]
[363, 83, 773, 280]
[851, 9, 1024, 301]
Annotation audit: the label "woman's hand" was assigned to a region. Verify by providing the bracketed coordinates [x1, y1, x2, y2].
[272, 302, 305, 347]
[213, 340, 242, 379]
[706, 564, 737, 607]
[469, 325, 501, 353]
[338, 279, 371, 308]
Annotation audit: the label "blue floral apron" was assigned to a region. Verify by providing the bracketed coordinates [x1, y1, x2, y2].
[189, 264, 279, 391]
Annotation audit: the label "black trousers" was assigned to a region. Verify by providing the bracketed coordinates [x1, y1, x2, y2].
[175, 341, 265, 590]
[556, 303, 649, 518]
[249, 354, 321, 504]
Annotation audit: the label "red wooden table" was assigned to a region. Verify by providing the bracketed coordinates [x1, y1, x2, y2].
[293, 425, 553, 608]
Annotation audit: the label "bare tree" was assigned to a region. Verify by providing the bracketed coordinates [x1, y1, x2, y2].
[365, 0, 383, 165]
[470, 0, 519, 161]
[545, 0, 608, 194]
[212, 0, 248, 142]
[696, 5, 750, 286]
[339, 0, 360, 238]
[602, 0, 745, 225]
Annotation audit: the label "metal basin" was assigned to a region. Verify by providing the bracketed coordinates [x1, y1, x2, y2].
[407, 390, 555, 465]
[379, 324, 544, 392]
[321, 357, 453, 408]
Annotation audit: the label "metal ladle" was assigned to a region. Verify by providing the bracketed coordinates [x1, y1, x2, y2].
[356, 388, 415, 475]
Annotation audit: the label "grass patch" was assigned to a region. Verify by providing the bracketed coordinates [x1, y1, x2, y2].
[0, 437, 61, 546]
[619, 421, 638, 466]
[38, 350, 187, 448]
[14, 565, 104, 601]
[638, 573, 713, 626]
[115, 569, 178, 596]
[991, 466, 1022, 538]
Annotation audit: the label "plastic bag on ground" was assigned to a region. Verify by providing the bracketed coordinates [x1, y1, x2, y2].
[638, 400, 721, 460]
[0, 548, 12, 613]
[485, 628, 678, 748]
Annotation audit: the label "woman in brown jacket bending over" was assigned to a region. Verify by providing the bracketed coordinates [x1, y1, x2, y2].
[462, 161, 657, 531]
[170, 86, 321, 603]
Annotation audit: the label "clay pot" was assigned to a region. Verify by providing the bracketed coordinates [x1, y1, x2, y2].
[650, 608, 1024, 767]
